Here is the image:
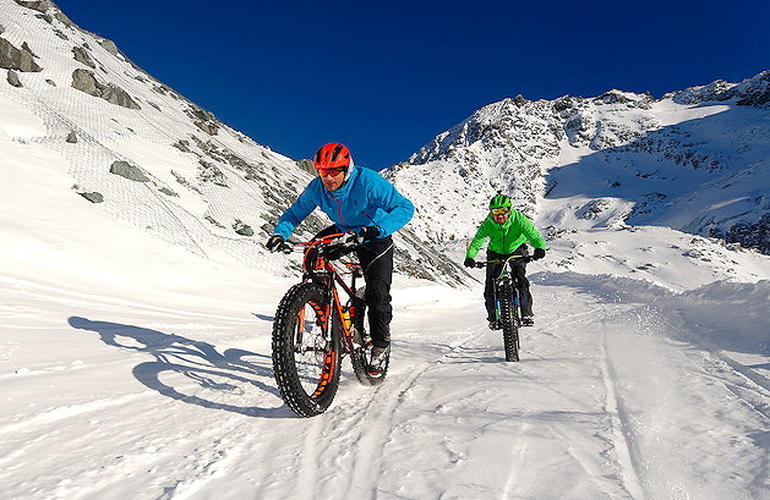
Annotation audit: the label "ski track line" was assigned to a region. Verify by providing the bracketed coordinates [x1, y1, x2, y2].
[500, 422, 530, 500]
[547, 422, 627, 499]
[599, 329, 647, 500]
[707, 352, 770, 420]
[342, 327, 487, 499]
[293, 413, 323, 500]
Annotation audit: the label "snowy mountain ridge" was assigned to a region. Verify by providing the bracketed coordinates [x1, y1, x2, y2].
[0, 0, 466, 285]
[387, 71, 770, 260]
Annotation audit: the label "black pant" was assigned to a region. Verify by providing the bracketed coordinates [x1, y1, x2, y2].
[484, 246, 533, 321]
[315, 226, 394, 348]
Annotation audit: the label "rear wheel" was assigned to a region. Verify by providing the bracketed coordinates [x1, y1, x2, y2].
[497, 280, 520, 362]
[272, 282, 341, 417]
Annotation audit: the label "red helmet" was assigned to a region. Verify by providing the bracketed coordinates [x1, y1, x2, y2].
[313, 143, 352, 170]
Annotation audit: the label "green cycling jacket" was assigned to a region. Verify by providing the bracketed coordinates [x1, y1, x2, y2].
[466, 209, 547, 258]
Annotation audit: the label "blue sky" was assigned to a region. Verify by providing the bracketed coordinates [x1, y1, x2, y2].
[57, 0, 769, 169]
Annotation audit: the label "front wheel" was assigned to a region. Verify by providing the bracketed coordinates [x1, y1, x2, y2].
[497, 280, 520, 362]
[272, 282, 341, 417]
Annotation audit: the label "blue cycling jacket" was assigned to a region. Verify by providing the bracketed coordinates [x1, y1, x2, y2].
[273, 165, 414, 240]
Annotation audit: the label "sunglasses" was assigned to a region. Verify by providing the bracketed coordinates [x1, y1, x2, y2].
[491, 208, 510, 216]
[318, 167, 348, 177]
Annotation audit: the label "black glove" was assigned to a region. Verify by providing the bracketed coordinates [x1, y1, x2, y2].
[532, 248, 546, 260]
[355, 226, 380, 244]
[266, 234, 285, 253]
[463, 257, 475, 268]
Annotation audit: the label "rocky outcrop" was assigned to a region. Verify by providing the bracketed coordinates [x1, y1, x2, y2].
[710, 214, 770, 255]
[0, 38, 43, 72]
[65, 131, 77, 143]
[78, 191, 104, 203]
[186, 105, 219, 136]
[233, 220, 254, 236]
[197, 159, 227, 187]
[669, 71, 770, 108]
[0, 23, 5, 35]
[71, 69, 141, 110]
[13, 0, 54, 13]
[72, 46, 96, 68]
[7, 69, 21, 87]
[97, 38, 119, 56]
[109, 160, 149, 182]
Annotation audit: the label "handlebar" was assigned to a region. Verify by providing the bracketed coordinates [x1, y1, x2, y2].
[473, 255, 532, 268]
[276, 232, 361, 260]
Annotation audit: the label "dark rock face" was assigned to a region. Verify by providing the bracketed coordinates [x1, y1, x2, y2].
[295, 159, 315, 175]
[0, 38, 43, 72]
[186, 105, 219, 136]
[0, 23, 5, 35]
[45, 78, 55, 86]
[13, 0, 54, 13]
[71, 69, 141, 110]
[72, 46, 95, 68]
[109, 160, 149, 182]
[7, 69, 22, 87]
[21, 41, 38, 58]
[159, 187, 178, 197]
[233, 220, 254, 236]
[710, 214, 770, 255]
[65, 131, 77, 143]
[79, 191, 104, 203]
[98, 38, 119, 56]
[198, 159, 227, 187]
[71, 68, 99, 95]
[53, 11, 76, 29]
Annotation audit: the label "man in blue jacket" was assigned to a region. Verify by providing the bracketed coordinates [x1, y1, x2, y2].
[266, 143, 414, 374]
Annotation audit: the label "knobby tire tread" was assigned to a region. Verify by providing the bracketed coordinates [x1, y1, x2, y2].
[498, 281, 520, 362]
[272, 282, 341, 417]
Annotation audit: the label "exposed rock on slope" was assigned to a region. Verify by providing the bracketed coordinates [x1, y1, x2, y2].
[387, 72, 770, 255]
[0, 0, 465, 285]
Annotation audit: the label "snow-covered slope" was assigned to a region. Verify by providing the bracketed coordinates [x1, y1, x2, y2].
[387, 72, 770, 257]
[2, 1, 769, 498]
[0, 0, 466, 285]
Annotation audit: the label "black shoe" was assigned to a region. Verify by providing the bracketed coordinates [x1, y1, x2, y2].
[367, 345, 390, 376]
[521, 315, 534, 327]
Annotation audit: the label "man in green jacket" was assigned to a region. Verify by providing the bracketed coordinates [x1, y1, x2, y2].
[463, 193, 547, 328]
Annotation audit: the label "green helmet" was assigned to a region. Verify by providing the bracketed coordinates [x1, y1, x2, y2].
[489, 193, 512, 210]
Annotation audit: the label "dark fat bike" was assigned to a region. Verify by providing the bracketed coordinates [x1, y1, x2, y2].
[271, 233, 388, 417]
[475, 255, 531, 362]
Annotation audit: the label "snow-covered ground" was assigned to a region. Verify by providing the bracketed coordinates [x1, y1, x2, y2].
[2, 127, 769, 498]
[2, 1, 769, 497]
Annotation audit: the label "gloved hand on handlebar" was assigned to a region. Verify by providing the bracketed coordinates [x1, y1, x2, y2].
[355, 226, 380, 244]
[463, 257, 475, 268]
[266, 234, 285, 253]
[532, 248, 546, 260]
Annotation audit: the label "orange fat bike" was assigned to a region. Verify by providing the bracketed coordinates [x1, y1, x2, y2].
[271, 233, 388, 417]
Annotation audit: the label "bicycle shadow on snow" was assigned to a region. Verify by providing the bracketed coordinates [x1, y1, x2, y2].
[68, 316, 290, 418]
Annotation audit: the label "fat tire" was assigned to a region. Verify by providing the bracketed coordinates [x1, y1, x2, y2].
[498, 280, 520, 362]
[272, 282, 341, 417]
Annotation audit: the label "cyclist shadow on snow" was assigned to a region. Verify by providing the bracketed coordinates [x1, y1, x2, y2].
[68, 316, 290, 418]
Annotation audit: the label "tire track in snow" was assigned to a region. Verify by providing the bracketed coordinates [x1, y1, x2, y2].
[599, 329, 646, 500]
[340, 328, 487, 498]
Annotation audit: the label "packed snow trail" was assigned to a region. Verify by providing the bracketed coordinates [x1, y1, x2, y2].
[2, 270, 767, 499]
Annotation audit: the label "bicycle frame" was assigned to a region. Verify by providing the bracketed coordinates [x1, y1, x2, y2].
[297, 234, 364, 356]
[476, 254, 530, 320]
